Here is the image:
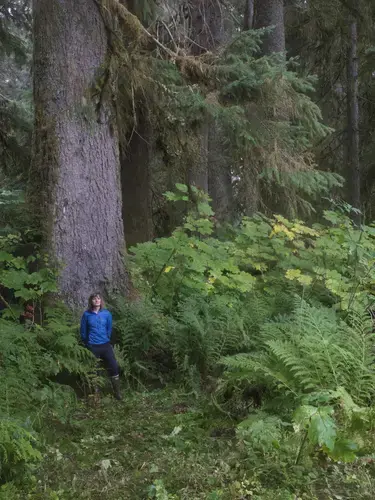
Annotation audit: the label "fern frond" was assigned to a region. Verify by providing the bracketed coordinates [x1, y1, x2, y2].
[221, 300, 375, 405]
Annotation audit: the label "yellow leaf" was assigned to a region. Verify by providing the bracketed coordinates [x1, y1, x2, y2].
[164, 266, 175, 273]
[297, 275, 313, 286]
[286, 269, 312, 286]
[274, 215, 290, 225]
[270, 223, 295, 240]
[291, 223, 319, 237]
[285, 269, 302, 280]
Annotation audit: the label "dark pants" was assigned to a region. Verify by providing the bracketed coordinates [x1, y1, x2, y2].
[89, 342, 119, 377]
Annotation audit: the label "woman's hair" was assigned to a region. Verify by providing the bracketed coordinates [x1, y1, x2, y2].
[87, 293, 105, 311]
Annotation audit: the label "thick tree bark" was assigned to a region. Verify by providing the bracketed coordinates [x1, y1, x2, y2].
[346, 18, 361, 224]
[121, 110, 154, 248]
[254, 0, 285, 55]
[32, 0, 127, 307]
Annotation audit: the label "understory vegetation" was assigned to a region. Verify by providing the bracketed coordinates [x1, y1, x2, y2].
[2, 188, 375, 498]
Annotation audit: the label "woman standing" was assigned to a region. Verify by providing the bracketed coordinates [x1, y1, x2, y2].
[80, 293, 122, 400]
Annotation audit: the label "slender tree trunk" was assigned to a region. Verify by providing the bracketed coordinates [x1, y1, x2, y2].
[121, 110, 154, 248]
[32, 0, 127, 307]
[243, 163, 260, 216]
[186, 126, 209, 192]
[346, 18, 361, 223]
[190, 0, 226, 55]
[243, 0, 284, 216]
[208, 121, 233, 220]
[188, 0, 235, 220]
[185, 0, 215, 194]
[186, 0, 230, 197]
[244, 0, 254, 31]
[254, 0, 285, 55]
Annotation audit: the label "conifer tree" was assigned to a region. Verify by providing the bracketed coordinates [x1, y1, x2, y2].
[32, 0, 127, 306]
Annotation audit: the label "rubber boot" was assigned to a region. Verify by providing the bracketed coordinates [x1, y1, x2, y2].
[111, 375, 122, 400]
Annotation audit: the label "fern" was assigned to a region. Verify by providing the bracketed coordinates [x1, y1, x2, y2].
[111, 297, 169, 380]
[221, 300, 375, 405]
[40, 306, 97, 379]
[0, 319, 47, 416]
[169, 295, 257, 380]
[0, 418, 42, 484]
[0, 306, 96, 421]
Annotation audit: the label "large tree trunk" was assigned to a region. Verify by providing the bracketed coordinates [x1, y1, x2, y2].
[254, 0, 285, 55]
[346, 18, 361, 224]
[121, 109, 154, 248]
[32, 0, 127, 307]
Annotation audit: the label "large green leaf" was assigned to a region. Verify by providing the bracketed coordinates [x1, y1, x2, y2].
[308, 407, 336, 451]
[294, 405, 337, 452]
[328, 438, 359, 463]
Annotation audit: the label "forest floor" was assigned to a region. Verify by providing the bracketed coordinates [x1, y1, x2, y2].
[27, 386, 375, 500]
[33, 387, 240, 500]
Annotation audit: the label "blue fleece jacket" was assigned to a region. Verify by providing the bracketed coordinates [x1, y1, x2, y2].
[80, 309, 113, 346]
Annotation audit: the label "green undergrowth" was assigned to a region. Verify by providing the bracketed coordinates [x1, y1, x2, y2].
[3, 190, 375, 498]
[4, 387, 375, 500]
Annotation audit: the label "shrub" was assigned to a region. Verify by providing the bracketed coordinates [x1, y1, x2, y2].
[0, 419, 42, 484]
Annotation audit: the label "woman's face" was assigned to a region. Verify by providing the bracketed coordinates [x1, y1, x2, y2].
[91, 295, 101, 308]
